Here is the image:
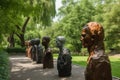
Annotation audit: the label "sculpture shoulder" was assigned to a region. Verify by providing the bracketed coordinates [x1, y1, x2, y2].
[46, 48, 52, 53]
[63, 48, 71, 55]
[38, 44, 43, 49]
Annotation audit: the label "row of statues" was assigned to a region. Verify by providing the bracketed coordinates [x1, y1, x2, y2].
[25, 22, 112, 79]
[25, 36, 72, 77]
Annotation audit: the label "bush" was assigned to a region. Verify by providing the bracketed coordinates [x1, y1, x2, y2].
[5, 47, 26, 53]
[51, 47, 59, 54]
[0, 50, 10, 80]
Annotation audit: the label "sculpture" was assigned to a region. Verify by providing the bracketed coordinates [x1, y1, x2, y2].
[25, 41, 31, 57]
[30, 39, 37, 61]
[30, 38, 43, 63]
[56, 36, 72, 77]
[34, 38, 43, 63]
[80, 22, 112, 80]
[42, 36, 54, 69]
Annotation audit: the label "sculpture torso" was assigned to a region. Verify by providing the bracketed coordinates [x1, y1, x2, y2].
[42, 36, 54, 69]
[56, 36, 72, 77]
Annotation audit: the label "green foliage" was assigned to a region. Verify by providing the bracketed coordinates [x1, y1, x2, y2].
[25, 30, 41, 40]
[5, 47, 26, 53]
[53, 0, 119, 53]
[103, 3, 120, 50]
[43, 0, 95, 52]
[0, 0, 56, 46]
[0, 50, 9, 80]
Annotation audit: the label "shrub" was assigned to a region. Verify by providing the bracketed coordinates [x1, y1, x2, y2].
[51, 47, 59, 54]
[5, 47, 26, 53]
[0, 50, 9, 80]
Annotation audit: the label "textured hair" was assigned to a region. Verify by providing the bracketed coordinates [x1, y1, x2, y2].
[42, 36, 50, 43]
[56, 36, 65, 44]
[87, 22, 104, 41]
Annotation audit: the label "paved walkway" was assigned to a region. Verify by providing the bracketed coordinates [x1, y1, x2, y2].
[10, 55, 85, 80]
[10, 55, 119, 80]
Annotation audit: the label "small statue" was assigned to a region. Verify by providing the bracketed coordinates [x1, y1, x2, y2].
[42, 36, 54, 69]
[80, 22, 112, 80]
[56, 36, 72, 77]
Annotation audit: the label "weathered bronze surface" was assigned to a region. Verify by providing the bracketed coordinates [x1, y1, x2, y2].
[81, 22, 112, 80]
[25, 39, 43, 64]
[42, 36, 54, 69]
[56, 36, 72, 77]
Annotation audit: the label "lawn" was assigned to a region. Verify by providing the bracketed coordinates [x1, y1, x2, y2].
[53, 54, 120, 78]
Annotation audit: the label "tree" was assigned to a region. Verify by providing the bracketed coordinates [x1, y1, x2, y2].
[44, 0, 95, 53]
[103, 2, 120, 50]
[0, 0, 56, 47]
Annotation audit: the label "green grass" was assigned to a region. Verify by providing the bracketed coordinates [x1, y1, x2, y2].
[109, 56, 120, 78]
[53, 54, 120, 78]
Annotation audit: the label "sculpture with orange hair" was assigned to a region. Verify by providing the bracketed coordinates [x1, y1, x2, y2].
[81, 22, 112, 80]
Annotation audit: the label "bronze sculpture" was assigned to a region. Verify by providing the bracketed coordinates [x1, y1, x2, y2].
[56, 36, 72, 77]
[25, 41, 31, 58]
[34, 38, 43, 63]
[30, 39, 37, 61]
[28, 38, 43, 64]
[80, 22, 112, 80]
[42, 36, 54, 69]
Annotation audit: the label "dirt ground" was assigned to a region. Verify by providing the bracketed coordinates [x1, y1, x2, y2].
[10, 55, 119, 80]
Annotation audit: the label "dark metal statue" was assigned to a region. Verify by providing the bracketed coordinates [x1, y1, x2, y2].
[30, 39, 36, 61]
[34, 38, 43, 64]
[80, 22, 112, 80]
[30, 38, 43, 64]
[56, 36, 72, 77]
[42, 36, 54, 69]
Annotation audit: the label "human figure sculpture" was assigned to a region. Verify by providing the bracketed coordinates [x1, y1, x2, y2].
[42, 36, 54, 69]
[56, 36, 72, 77]
[34, 38, 43, 64]
[80, 22, 112, 80]
[30, 39, 37, 61]
[25, 41, 31, 57]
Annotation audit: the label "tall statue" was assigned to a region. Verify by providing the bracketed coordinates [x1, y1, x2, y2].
[34, 38, 43, 64]
[25, 40, 31, 57]
[80, 22, 112, 80]
[30, 39, 36, 61]
[56, 36, 72, 77]
[42, 36, 54, 69]
[30, 38, 43, 63]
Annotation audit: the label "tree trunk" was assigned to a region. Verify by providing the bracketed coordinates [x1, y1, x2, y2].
[16, 17, 30, 47]
[7, 33, 15, 47]
[20, 34, 25, 47]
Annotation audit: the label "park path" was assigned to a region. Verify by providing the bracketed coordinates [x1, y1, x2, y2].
[9, 55, 119, 80]
[10, 55, 85, 80]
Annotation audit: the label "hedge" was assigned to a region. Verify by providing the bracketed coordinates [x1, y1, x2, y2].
[0, 50, 9, 80]
[5, 47, 26, 53]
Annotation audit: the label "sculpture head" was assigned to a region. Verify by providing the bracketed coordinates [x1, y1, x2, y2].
[30, 39, 36, 46]
[56, 36, 65, 48]
[80, 22, 104, 48]
[34, 38, 40, 45]
[42, 36, 50, 47]
[25, 41, 30, 46]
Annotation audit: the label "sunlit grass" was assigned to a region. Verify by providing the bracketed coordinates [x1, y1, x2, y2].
[109, 56, 120, 78]
[53, 54, 120, 78]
